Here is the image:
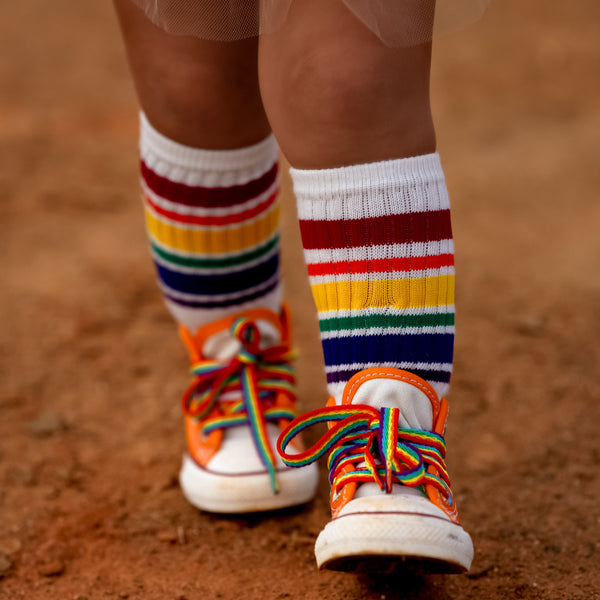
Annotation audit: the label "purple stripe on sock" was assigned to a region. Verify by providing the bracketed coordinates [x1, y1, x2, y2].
[327, 368, 451, 385]
[163, 278, 279, 309]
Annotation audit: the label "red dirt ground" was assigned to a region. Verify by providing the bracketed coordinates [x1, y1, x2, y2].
[1, 1, 599, 598]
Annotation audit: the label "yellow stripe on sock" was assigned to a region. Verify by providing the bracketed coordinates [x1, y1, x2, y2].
[144, 205, 280, 254]
[310, 275, 455, 312]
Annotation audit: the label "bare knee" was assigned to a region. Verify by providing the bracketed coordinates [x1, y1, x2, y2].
[115, 0, 269, 147]
[261, 38, 436, 167]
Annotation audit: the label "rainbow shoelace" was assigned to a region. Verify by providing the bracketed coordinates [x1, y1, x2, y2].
[182, 317, 297, 493]
[278, 405, 453, 503]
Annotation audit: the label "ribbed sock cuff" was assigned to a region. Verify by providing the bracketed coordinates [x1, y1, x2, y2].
[140, 112, 279, 181]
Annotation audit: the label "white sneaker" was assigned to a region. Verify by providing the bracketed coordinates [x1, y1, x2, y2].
[178, 306, 318, 513]
[278, 367, 473, 572]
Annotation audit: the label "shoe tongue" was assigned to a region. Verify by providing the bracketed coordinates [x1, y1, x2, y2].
[350, 377, 434, 430]
[202, 319, 280, 360]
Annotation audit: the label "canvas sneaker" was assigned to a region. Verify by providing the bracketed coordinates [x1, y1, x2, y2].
[179, 306, 318, 513]
[278, 367, 473, 572]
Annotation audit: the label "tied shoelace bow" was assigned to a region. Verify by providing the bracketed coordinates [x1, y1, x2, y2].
[278, 405, 452, 503]
[182, 317, 298, 493]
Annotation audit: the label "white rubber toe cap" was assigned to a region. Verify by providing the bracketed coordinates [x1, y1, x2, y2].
[180, 424, 318, 513]
[180, 453, 319, 513]
[315, 491, 473, 573]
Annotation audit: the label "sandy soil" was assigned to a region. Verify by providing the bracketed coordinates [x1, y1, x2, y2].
[1, 1, 599, 598]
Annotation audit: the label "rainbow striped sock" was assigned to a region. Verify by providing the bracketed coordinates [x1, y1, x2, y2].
[139, 113, 282, 331]
[291, 153, 455, 402]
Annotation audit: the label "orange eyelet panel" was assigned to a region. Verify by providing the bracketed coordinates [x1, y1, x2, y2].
[279, 302, 293, 345]
[185, 416, 223, 467]
[434, 397, 449, 436]
[331, 465, 357, 518]
[426, 482, 460, 523]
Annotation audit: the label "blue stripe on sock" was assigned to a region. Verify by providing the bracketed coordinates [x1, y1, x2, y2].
[321, 333, 454, 371]
[154, 253, 279, 296]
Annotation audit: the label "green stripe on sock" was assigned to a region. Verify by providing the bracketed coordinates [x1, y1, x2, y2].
[319, 312, 455, 333]
[151, 235, 279, 269]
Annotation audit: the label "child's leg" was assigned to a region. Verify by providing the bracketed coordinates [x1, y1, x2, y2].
[114, 0, 270, 149]
[262, 0, 470, 571]
[258, 0, 435, 168]
[113, 0, 318, 511]
[260, 0, 452, 401]
[114, 0, 281, 330]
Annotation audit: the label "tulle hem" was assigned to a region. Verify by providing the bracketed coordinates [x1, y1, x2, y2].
[127, 0, 490, 47]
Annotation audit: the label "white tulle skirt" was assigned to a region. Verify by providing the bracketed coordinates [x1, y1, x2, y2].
[127, 0, 490, 47]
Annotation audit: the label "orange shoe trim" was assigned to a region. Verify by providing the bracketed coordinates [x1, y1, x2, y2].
[279, 368, 458, 520]
[180, 305, 299, 473]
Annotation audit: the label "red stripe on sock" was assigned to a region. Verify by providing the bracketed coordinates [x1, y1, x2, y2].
[141, 161, 278, 208]
[306, 254, 454, 277]
[298, 210, 452, 250]
[144, 190, 278, 226]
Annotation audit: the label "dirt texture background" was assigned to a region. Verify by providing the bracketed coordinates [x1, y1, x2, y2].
[1, 1, 599, 598]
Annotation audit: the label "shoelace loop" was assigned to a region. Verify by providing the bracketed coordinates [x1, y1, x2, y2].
[182, 317, 298, 493]
[278, 405, 452, 501]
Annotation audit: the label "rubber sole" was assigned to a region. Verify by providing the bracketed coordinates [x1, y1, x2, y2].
[179, 453, 319, 514]
[315, 510, 473, 573]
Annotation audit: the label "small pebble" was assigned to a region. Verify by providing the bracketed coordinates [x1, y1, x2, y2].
[0, 553, 12, 577]
[0, 539, 22, 555]
[40, 485, 60, 500]
[28, 412, 66, 437]
[7, 466, 36, 486]
[37, 559, 65, 577]
[177, 526, 186, 545]
[156, 530, 178, 543]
